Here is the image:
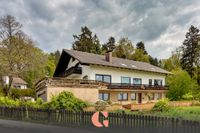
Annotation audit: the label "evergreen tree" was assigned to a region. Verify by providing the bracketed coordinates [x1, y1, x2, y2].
[136, 41, 148, 55]
[102, 36, 116, 52]
[149, 56, 159, 66]
[72, 26, 101, 54]
[180, 25, 200, 78]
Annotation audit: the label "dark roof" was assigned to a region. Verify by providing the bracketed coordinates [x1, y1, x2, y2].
[62, 49, 170, 74]
[12, 77, 27, 85]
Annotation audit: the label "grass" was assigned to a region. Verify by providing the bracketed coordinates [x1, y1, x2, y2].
[152, 106, 200, 121]
[112, 106, 200, 121]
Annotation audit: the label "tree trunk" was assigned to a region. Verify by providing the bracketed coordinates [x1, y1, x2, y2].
[7, 76, 13, 96]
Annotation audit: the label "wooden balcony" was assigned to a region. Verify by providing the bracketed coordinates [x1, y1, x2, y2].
[107, 83, 168, 90]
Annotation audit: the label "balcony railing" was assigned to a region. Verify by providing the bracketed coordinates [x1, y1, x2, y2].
[107, 83, 168, 90]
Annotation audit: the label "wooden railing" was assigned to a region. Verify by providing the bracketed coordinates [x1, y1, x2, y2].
[108, 83, 168, 90]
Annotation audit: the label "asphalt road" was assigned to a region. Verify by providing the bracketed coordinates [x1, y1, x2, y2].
[0, 119, 101, 133]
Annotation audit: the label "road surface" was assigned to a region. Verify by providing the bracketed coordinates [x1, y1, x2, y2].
[0, 119, 102, 133]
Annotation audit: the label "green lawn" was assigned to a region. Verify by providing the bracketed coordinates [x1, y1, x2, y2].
[119, 106, 200, 121]
[152, 106, 200, 121]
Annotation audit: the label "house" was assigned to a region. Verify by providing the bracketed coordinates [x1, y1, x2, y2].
[36, 49, 170, 104]
[2, 76, 28, 89]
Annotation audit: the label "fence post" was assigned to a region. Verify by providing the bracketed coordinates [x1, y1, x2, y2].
[47, 109, 51, 122]
[81, 111, 84, 126]
[122, 111, 126, 127]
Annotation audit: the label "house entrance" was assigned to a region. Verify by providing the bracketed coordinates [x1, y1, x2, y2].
[138, 93, 142, 104]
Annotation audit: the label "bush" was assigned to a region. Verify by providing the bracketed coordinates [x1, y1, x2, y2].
[194, 92, 200, 101]
[182, 93, 194, 100]
[11, 88, 36, 99]
[94, 100, 108, 111]
[0, 96, 20, 107]
[19, 98, 44, 108]
[47, 91, 88, 111]
[152, 99, 170, 112]
[166, 69, 198, 100]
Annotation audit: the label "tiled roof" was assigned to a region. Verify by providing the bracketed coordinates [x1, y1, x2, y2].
[63, 49, 171, 74]
[12, 77, 27, 85]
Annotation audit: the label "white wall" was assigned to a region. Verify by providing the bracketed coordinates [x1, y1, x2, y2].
[66, 57, 166, 85]
[2, 76, 9, 85]
[89, 65, 166, 85]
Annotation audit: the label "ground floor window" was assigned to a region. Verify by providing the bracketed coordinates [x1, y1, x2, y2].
[155, 93, 162, 100]
[95, 74, 111, 83]
[148, 93, 155, 100]
[117, 93, 128, 101]
[99, 93, 109, 101]
[131, 93, 136, 100]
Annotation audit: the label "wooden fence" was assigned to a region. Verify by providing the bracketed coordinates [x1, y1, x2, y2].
[0, 107, 199, 133]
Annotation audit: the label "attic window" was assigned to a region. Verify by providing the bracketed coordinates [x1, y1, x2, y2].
[132, 65, 137, 68]
[121, 63, 127, 67]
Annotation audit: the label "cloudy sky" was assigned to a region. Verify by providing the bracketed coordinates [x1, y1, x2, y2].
[0, 0, 200, 59]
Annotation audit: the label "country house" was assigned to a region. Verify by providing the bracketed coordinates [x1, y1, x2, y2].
[36, 49, 170, 104]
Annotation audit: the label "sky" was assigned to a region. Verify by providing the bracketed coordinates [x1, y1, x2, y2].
[0, 0, 200, 59]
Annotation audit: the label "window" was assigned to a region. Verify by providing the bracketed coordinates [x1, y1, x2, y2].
[149, 93, 155, 100]
[149, 79, 152, 86]
[95, 74, 111, 83]
[117, 93, 128, 101]
[154, 79, 162, 86]
[121, 77, 131, 84]
[155, 93, 162, 100]
[131, 93, 136, 100]
[99, 93, 109, 101]
[133, 78, 142, 85]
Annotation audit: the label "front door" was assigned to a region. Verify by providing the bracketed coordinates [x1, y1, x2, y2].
[138, 93, 142, 104]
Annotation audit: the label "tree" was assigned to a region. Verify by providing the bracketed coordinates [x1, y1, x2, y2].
[72, 26, 101, 54]
[149, 56, 160, 66]
[161, 48, 181, 71]
[166, 69, 198, 100]
[102, 36, 116, 53]
[53, 50, 61, 66]
[132, 41, 150, 63]
[113, 37, 134, 59]
[0, 15, 47, 92]
[136, 41, 148, 55]
[181, 25, 200, 79]
[132, 49, 150, 62]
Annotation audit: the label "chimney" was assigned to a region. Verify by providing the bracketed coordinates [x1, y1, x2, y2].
[105, 52, 112, 63]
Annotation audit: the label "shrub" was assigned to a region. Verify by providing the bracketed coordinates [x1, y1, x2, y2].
[0, 96, 20, 107]
[94, 100, 108, 111]
[47, 91, 88, 111]
[152, 99, 170, 112]
[194, 92, 200, 101]
[11, 88, 36, 99]
[166, 69, 198, 100]
[182, 93, 194, 100]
